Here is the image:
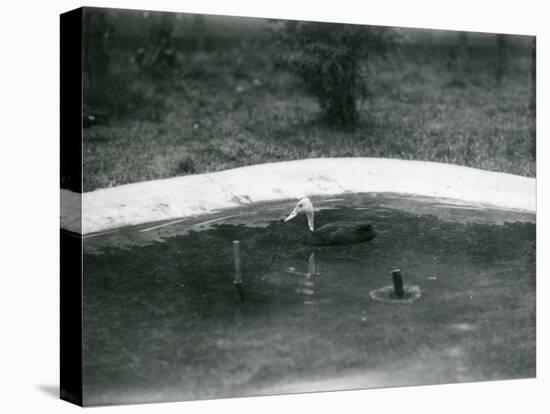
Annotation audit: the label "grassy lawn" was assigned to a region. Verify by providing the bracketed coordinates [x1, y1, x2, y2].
[83, 44, 535, 192]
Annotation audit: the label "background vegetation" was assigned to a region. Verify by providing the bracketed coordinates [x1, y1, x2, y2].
[272, 20, 398, 129]
[81, 8, 536, 192]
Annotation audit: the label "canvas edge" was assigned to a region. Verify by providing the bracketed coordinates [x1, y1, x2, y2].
[60, 6, 84, 407]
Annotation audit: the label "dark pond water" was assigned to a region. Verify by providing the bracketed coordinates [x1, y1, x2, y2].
[82, 193, 535, 406]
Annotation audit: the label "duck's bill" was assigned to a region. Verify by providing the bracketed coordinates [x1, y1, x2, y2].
[284, 210, 298, 222]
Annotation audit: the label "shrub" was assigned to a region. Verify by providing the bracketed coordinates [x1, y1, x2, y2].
[273, 21, 398, 129]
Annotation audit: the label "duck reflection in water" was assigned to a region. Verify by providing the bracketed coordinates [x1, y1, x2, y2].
[285, 252, 319, 305]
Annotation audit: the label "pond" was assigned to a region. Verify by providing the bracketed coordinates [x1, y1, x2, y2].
[82, 193, 536, 406]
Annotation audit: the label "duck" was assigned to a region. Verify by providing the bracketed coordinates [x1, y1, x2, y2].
[284, 197, 377, 246]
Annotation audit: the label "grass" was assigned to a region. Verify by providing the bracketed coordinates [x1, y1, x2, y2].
[83, 44, 535, 192]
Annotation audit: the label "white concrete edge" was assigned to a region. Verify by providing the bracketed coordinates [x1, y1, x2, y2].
[60, 158, 536, 235]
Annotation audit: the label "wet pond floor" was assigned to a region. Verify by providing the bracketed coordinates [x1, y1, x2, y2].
[82, 193, 536, 406]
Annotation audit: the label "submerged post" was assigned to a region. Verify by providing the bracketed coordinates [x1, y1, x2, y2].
[392, 269, 404, 298]
[233, 240, 244, 301]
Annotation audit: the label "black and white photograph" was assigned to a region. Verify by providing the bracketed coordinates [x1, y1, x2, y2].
[2, 1, 548, 413]
[58, 4, 540, 407]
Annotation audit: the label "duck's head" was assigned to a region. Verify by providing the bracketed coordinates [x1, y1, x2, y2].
[284, 197, 315, 231]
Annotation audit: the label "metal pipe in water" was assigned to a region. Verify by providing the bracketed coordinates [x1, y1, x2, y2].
[233, 240, 244, 302]
[233, 240, 242, 284]
[392, 269, 404, 298]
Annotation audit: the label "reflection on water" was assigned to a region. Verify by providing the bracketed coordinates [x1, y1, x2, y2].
[284, 252, 318, 302]
[82, 194, 535, 406]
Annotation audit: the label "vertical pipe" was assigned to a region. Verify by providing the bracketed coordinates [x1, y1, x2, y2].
[233, 241, 244, 302]
[233, 240, 242, 284]
[392, 269, 404, 299]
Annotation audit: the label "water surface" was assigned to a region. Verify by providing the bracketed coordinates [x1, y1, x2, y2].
[82, 193, 535, 405]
